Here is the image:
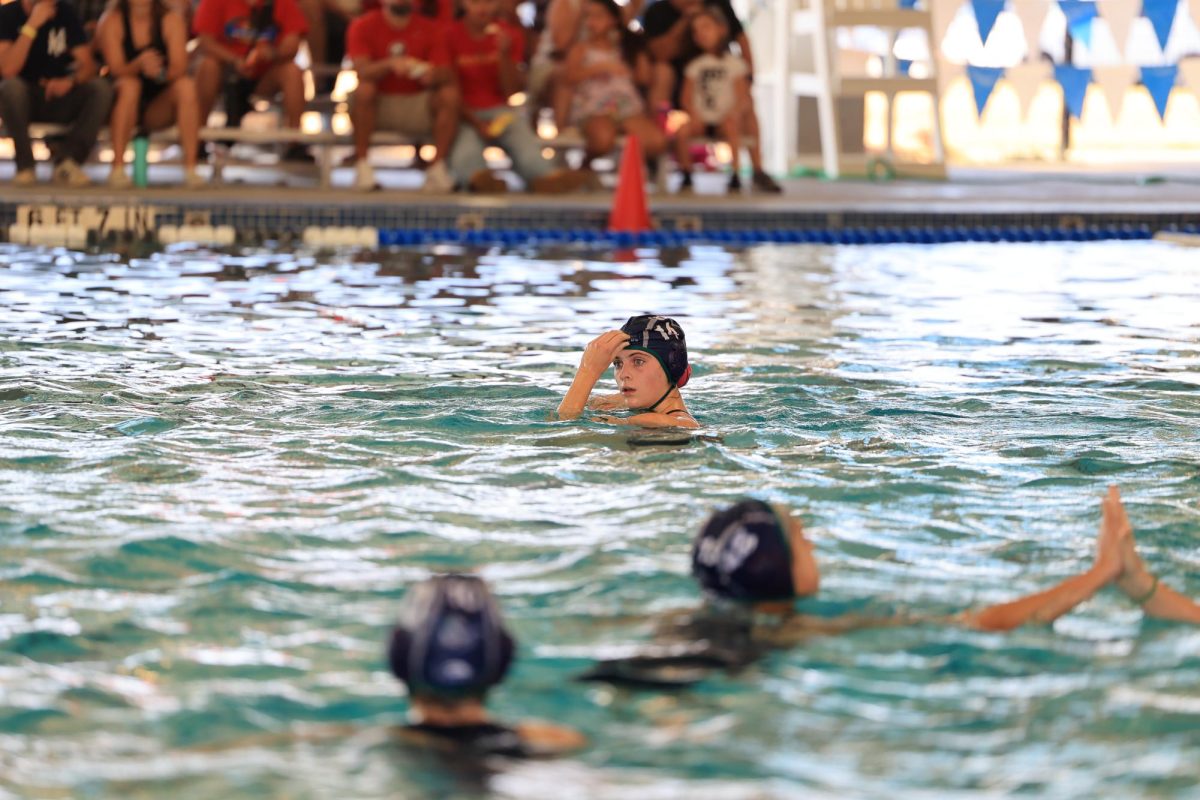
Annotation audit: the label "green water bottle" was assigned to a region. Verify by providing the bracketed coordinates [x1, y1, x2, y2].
[133, 135, 149, 188]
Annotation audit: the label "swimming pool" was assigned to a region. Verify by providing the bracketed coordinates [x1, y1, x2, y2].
[1, 240, 1198, 798]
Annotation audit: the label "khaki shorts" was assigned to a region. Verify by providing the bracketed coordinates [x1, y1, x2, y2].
[351, 90, 434, 137]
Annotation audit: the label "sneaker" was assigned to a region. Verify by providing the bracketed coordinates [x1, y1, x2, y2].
[282, 143, 315, 163]
[183, 169, 206, 189]
[422, 160, 454, 194]
[752, 170, 783, 194]
[468, 169, 508, 194]
[354, 160, 378, 192]
[727, 174, 743, 195]
[12, 168, 36, 187]
[53, 159, 91, 187]
[107, 169, 133, 189]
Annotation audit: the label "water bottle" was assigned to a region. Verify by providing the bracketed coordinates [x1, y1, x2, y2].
[132, 135, 149, 187]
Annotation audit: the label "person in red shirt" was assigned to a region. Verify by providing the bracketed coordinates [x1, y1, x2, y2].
[192, 0, 311, 161]
[346, 0, 457, 192]
[445, 0, 590, 192]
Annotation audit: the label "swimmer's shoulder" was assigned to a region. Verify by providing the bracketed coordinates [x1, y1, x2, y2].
[396, 719, 585, 758]
[514, 719, 587, 756]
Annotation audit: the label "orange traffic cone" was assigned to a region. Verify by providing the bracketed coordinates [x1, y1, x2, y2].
[608, 135, 652, 233]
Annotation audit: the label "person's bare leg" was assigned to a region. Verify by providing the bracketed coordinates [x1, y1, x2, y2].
[194, 55, 224, 127]
[720, 114, 741, 177]
[648, 62, 674, 112]
[144, 77, 200, 173]
[430, 83, 459, 164]
[744, 104, 764, 172]
[109, 77, 142, 176]
[622, 114, 665, 158]
[298, 0, 327, 68]
[582, 115, 616, 162]
[350, 81, 377, 162]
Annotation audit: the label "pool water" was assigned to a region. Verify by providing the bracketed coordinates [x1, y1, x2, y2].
[1, 241, 1198, 799]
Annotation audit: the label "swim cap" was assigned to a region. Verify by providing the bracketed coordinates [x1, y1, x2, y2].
[620, 315, 691, 388]
[387, 574, 515, 699]
[691, 500, 795, 602]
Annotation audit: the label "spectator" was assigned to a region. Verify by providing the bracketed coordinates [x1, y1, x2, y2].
[675, 4, 779, 194]
[298, 0, 355, 94]
[193, 0, 312, 161]
[445, 0, 592, 193]
[563, 0, 663, 163]
[346, 0, 457, 192]
[97, 0, 202, 187]
[527, 0, 583, 129]
[0, 0, 114, 186]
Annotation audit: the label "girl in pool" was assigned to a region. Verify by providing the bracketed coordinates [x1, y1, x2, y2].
[388, 573, 586, 756]
[557, 314, 699, 429]
[585, 486, 1198, 685]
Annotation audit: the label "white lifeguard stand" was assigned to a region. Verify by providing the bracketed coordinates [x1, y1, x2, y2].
[747, 0, 947, 179]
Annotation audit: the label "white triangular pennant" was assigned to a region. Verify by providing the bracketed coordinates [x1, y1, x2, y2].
[1005, 60, 1052, 119]
[1097, 0, 1139, 56]
[1179, 57, 1200, 94]
[1093, 64, 1137, 120]
[1013, 0, 1052, 57]
[929, 0, 961, 55]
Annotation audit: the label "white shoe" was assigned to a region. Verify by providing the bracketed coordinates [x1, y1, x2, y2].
[53, 159, 91, 188]
[12, 168, 36, 187]
[422, 160, 454, 193]
[107, 169, 133, 189]
[354, 160, 378, 192]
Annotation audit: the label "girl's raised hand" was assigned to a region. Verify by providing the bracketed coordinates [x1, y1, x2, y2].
[579, 330, 629, 377]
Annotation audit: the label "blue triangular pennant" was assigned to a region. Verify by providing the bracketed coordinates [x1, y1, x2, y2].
[967, 65, 1006, 115]
[1142, 0, 1177, 50]
[898, 58, 914, 76]
[1055, 64, 1092, 118]
[972, 0, 1006, 43]
[899, 0, 918, 8]
[1058, 0, 1098, 47]
[1141, 65, 1178, 120]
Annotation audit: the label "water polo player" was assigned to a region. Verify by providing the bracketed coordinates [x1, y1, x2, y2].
[557, 314, 698, 428]
[584, 486, 1199, 686]
[388, 573, 586, 756]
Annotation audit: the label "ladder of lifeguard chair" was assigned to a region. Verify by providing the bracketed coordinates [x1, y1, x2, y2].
[790, 0, 946, 179]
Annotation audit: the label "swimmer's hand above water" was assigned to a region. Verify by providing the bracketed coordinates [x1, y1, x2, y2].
[557, 330, 629, 420]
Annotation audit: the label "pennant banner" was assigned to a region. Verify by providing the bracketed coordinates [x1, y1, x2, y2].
[1058, 0, 1099, 47]
[1014, 0, 1052, 56]
[1005, 60, 1053, 120]
[973, 0, 1007, 43]
[1055, 64, 1093, 118]
[1142, 0, 1178, 51]
[1179, 57, 1200, 93]
[1093, 64, 1137, 120]
[1098, 0, 1139, 55]
[968, 65, 1006, 115]
[1141, 64, 1178, 120]
[899, 0, 919, 8]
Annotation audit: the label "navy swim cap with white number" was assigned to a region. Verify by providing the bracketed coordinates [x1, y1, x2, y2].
[387, 574, 514, 698]
[691, 500, 795, 602]
[620, 314, 691, 388]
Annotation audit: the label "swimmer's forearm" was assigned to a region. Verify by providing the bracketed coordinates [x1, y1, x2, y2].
[967, 567, 1109, 631]
[557, 369, 602, 419]
[1138, 582, 1200, 624]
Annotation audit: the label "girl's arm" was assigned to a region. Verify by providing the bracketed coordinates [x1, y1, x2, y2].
[557, 330, 629, 420]
[962, 566, 1113, 632]
[97, 12, 137, 78]
[679, 74, 697, 118]
[634, 51, 651, 89]
[546, 0, 582, 57]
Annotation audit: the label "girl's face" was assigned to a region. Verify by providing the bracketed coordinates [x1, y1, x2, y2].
[584, 2, 615, 39]
[613, 348, 671, 409]
[691, 14, 725, 53]
[463, 0, 499, 26]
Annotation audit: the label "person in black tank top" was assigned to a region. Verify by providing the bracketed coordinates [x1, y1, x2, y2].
[387, 574, 586, 758]
[97, 0, 202, 186]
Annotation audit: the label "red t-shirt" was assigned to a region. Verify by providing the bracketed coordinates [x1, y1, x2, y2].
[445, 20, 527, 110]
[346, 11, 448, 95]
[193, 0, 309, 58]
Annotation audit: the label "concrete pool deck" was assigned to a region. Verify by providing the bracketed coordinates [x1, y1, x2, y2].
[2, 161, 1198, 241]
